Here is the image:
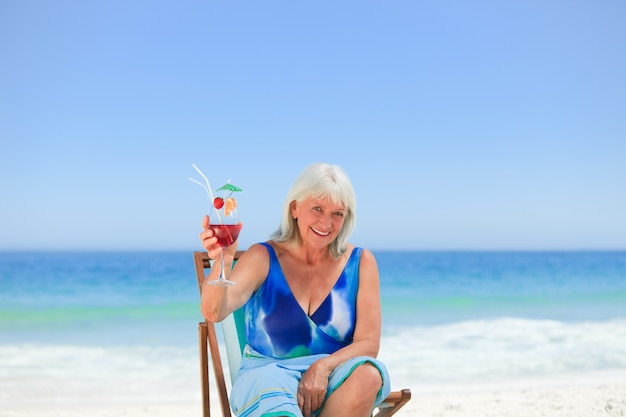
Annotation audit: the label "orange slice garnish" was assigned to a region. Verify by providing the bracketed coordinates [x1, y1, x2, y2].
[225, 197, 237, 216]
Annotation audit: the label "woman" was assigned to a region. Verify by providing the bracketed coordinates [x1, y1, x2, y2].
[200, 162, 391, 417]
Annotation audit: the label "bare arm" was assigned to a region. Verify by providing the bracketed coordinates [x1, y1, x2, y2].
[297, 248, 382, 414]
[324, 248, 382, 361]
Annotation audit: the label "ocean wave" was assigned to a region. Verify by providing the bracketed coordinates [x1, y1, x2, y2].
[0, 344, 201, 406]
[379, 317, 626, 388]
[1, 317, 625, 402]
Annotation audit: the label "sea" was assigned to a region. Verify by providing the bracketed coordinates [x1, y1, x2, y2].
[1, 251, 626, 408]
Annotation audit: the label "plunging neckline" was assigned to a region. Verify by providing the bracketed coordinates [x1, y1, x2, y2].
[246, 242, 362, 358]
[271, 246, 355, 319]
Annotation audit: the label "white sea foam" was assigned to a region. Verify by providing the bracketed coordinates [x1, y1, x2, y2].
[2, 318, 625, 408]
[0, 344, 202, 407]
[379, 317, 626, 391]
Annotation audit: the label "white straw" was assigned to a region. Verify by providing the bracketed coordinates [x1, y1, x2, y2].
[189, 163, 222, 222]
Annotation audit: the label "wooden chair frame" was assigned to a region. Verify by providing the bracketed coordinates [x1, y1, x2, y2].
[194, 250, 411, 417]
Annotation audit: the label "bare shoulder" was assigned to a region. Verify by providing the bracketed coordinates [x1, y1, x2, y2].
[236, 242, 270, 270]
[234, 242, 270, 284]
[355, 247, 380, 286]
[356, 246, 378, 268]
[240, 242, 271, 258]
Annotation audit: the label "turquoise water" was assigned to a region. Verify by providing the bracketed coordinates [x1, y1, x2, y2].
[377, 251, 626, 326]
[1, 250, 626, 393]
[0, 251, 200, 345]
[2, 251, 626, 341]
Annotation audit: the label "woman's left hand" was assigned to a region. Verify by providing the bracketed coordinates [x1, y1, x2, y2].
[298, 361, 332, 417]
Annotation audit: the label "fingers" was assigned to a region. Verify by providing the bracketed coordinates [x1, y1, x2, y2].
[298, 392, 312, 417]
[200, 215, 216, 248]
[297, 389, 323, 417]
[311, 394, 323, 415]
[199, 215, 241, 258]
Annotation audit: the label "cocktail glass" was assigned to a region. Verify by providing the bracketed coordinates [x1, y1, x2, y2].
[207, 183, 242, 286]
[189, 164, 242, 286]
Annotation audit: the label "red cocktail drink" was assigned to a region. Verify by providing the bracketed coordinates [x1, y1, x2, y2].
[210, 223, 242, 248]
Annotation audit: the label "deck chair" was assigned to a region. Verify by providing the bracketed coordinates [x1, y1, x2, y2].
[194, 250, 412, 417]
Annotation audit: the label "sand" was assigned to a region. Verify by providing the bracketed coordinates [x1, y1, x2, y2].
[405, 383, 626, 417]
[2, 381, 625, 417]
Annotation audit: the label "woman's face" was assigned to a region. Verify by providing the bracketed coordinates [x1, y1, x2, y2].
[291, 196, 346, 248]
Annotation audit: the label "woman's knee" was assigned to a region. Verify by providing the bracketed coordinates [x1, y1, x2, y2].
[353, 363, 383, 393]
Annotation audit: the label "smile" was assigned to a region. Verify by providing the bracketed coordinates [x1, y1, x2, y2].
[311, 227, 330, 236]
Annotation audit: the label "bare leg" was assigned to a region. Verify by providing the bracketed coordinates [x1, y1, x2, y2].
[319, 363, 382, 417]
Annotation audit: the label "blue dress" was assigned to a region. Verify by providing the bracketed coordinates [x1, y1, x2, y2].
[230, 242, 391, 417]
[245, 242, 361, 358]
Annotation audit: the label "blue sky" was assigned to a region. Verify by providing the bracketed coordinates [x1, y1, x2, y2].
[1, 0, 625, 251]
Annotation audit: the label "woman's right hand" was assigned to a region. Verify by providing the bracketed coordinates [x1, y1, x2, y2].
[200, 215, 239, 260]
[200, 215, 218, 256]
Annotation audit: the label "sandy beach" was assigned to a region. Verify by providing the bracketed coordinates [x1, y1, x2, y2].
[408, 382, 626, 417]
[2, 379, 625, 417]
